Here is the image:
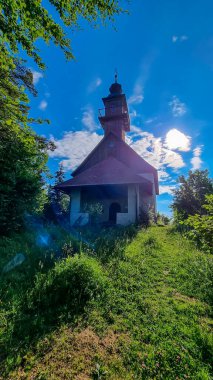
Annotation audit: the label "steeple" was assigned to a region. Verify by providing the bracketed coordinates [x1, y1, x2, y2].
[98, 76, 130, 141]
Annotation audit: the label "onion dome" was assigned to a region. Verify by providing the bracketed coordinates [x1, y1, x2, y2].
[109, 82, 122, 96]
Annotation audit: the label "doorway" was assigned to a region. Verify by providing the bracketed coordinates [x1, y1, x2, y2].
[109, 202, 121, 224]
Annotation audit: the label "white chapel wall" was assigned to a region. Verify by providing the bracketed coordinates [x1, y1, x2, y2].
[70, 189, 89, 226]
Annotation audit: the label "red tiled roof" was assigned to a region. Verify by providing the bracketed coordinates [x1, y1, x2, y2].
[56, 156, 151, 189]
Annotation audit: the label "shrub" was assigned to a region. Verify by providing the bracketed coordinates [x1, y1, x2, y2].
[138, 207, 155, 227]
[171, 170, 213, 222]
[28, 255, 108, 317]
[181, 195, 213, 254]
[156, 212, 170, 225]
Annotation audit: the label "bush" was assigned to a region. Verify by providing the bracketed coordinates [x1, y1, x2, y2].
[181, 195, 213, 254]
[28, 255, 108, 316]
[156, 212, 170, 225]
[171, 170, 213, 222]
[138, 207, 155, 227]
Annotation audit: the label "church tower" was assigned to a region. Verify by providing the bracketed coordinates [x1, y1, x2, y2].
[98, 74, 130, 141]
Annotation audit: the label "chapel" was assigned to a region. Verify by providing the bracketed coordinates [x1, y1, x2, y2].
[57, 77, 159, 226]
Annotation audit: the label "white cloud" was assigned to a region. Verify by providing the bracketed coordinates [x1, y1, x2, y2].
[81, 106, 99, 131]
[128, 130, 186, 171]
[87, 77, 102, 93]
[128, 83, 144, 105]
[48, 131, 102, 170]
[172, 36, 178, 43]
[191, 146, 203, 170]
[169, 96, 187, 117]
[31, 70, 43, 85]
[144, 117, 157, 124]
[129, 109, 138, 119]
[165, 129, 191, 151]
[172, 35, 188, 43]
[159, 185, 176, 195]
[39, 100, 48, 111]
[158, 170, 170, 182]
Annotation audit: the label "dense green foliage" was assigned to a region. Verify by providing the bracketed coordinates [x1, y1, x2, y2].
[0, 122, 55, 234]
[0, 0, 125, 68]
[156, 212, 170, 225]
[181, 194, 213, 254]
[171, 170, 213, 253]
[171, 170, 213, 222]
[0, 226, 212, 379]
[0, 46, 54, 234]
[29, 255, 108, 318]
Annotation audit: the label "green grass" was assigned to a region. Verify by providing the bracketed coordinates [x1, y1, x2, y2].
[0, 226, 212, 379]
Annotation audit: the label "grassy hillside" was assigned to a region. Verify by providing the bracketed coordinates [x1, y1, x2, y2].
[0, 226, 212, 379]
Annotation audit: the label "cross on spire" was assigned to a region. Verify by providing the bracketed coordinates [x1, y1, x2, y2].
[115, 68, 118, 83]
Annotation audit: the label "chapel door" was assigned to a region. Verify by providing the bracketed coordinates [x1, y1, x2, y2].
[109, 202, 121, 224]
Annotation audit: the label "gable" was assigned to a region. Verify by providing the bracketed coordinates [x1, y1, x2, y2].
[57, 156, 152, 190]
[72, 132, 159, 194]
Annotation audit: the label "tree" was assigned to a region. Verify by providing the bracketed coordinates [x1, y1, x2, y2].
[0, 0, 125, 68]
[54, 164, 70, 214]
[181, 195, 213, 254]
[0, 50, 56, 234]
[171, 170, 213, 222]
[0, 122, 55, 234]
[44, 164, 70, 223]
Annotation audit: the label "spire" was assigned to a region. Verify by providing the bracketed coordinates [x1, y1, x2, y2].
[109, 70, 122, 96]
[115, 68, 118, 83]
[98, 76, 130, 141]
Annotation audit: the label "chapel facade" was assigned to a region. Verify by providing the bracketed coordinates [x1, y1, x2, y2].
[57, 78, 159, 226]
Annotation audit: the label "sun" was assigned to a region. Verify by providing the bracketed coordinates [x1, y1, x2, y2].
[165, 129, 191, 151]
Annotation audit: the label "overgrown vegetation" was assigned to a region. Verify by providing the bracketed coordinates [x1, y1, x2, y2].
[0, 226, 212, 379]
[172, 170, 213, 222]
[181, 194, 213, 254]
[172, 170, 213, 254]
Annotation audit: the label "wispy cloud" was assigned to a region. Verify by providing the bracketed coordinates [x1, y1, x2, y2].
[129, 129, 186, 171]
[144, 117, 158, 125]
[191, 146, 203, 170]
[87, 77, 102, 93]
[81, 106, 99, 131]
[172, 35, 188, 43]
[39, 100, 48, 111]
[157, 170, 170, 182]
[159, 185, 176, 195]
[31, 70, 43, 85]
[128, 83, 144, 105]
[169, 96, 187, 117]
[165, 128, 191, 151]
[48, 131, 102, 170]
[129, 108, 138, 119]
[128, 53, 156, 106]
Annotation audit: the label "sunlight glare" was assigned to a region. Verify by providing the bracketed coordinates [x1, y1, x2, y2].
[165, 129, 190, 151]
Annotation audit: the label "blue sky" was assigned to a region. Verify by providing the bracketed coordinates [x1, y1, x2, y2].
[28, 0, 213, 215]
